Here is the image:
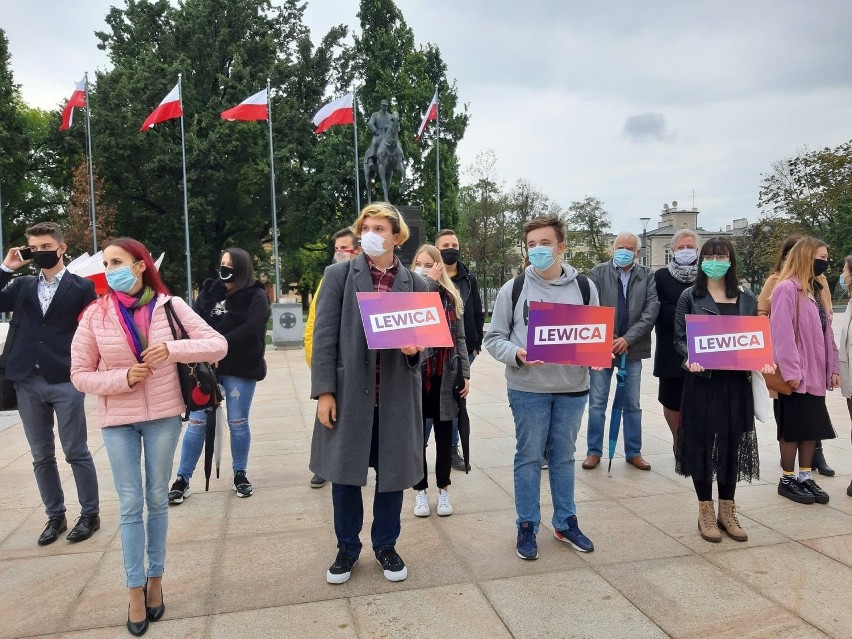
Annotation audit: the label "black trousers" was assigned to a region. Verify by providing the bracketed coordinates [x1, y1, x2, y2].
[414, 375, 453, 490]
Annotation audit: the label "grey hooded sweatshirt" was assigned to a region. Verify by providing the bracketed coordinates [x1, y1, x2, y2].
[484, 263, 600, 393]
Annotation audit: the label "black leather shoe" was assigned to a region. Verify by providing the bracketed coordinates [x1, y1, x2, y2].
[778, 478, 815, 504]
[146, 582, 165, 622]
[799, 478, 830, 504]
[847, 480, 852, 497]
[66, 515, 100, 542]
[127, 603, 149, 636]
[813, 445, 835, 477]
[37, 516, 67, 546]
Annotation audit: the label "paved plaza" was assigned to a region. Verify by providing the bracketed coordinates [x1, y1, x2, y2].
[1, 340, 851, 638]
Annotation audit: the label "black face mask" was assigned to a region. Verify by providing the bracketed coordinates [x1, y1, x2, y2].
[32, 250, 61, 270]
[813, 258, 829, 277]
[440, 248, 460, 265]
[218, 266, 234, 281]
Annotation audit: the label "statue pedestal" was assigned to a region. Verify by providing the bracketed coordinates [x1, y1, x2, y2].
[395, 206, 425, 268]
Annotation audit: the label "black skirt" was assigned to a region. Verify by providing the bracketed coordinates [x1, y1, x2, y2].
[677, 370, 759, 484]
[657, 376, 685, 412]
[774, 392, 836, 442]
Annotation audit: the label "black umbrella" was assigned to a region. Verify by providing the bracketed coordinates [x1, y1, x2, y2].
[203, 406, 217, 491]
[452, 356, 471, 473]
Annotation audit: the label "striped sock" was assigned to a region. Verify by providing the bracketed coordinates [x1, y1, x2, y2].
[782, 470, 796, 482]
[798, 468, 812, 482]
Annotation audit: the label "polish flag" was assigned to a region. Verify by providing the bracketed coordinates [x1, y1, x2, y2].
[221, 88, 268, 121]
[59, 78, 87, 131]
[141, 83, 183, 131]
[415, 89, 438, 141]
[312, 93, 354, 134]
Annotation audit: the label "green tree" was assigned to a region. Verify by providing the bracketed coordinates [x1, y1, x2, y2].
[457, 150, 514, 313]
[92, 0, 349, 296]
[566, 196, 611, 271]
[507, 179, 557, 261]
[0, 28, 28, 246]
[354, 0, 468, 236]
[733, 216, 804, 291]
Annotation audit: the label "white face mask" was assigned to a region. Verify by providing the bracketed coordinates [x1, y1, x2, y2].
[333, 251, 352, 263]
[413, 266, 429, 276]
[360, 231, 389, 257]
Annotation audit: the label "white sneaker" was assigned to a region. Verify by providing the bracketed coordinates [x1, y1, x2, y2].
[436, 489, 454, 516]
[413, 490, 430, 517]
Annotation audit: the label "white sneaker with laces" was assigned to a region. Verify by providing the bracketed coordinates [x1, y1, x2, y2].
[436, 489, 453, 516]
[413, 490, 430, 517]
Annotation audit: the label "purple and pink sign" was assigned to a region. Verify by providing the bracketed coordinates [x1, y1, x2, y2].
[356, 292, 453, 350]
[685, 314, 773, 371]
[525, 302, 615, 367]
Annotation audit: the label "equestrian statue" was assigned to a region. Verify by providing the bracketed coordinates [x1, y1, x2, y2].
[363, 99, 405, 203]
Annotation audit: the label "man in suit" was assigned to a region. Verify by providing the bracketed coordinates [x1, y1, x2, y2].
[0, 222, 100, 545]
[583, 232, 660, 472]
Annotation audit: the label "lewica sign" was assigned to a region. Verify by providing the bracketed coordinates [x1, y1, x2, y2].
[525, 302, 615, 367]
[357, 291, 453, 349]
[370, 307, 441, 332]
[686, 314, 774, 371]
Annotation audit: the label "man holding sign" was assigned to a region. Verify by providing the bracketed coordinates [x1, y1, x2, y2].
[485, 214, 600, 560]
[310, 203, 439, 585]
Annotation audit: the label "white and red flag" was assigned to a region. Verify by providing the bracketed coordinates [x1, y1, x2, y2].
[415, 89, 438, 141]
[221, 88, 268, 121]
[141, 83, 183, 131]
[312, 93, 354, 134]
[59, 78, 87, 131]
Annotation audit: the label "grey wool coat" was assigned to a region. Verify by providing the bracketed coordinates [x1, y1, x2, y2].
[309, 253, 433, 492]
[430, 291, 471, 422]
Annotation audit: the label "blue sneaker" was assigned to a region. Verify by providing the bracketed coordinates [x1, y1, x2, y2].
[554, 515, 594, 553]
[516, 522, 538, 560]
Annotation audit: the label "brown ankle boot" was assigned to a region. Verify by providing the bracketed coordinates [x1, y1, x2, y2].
[698, 501, 722, 543]
[717, 499, 748, 541]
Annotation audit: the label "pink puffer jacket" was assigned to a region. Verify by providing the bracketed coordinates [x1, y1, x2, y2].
[71, 294, 228, 428]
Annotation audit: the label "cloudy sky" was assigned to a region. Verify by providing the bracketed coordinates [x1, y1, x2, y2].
[4, 0, 852, 234]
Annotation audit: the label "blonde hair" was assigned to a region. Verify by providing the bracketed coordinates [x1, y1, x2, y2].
[412, 244, 464, 315]
[352, 202, 410, 246]
[777, 236, 829, 306]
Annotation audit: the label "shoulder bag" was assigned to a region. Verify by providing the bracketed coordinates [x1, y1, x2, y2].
[164, 299, 222, 417]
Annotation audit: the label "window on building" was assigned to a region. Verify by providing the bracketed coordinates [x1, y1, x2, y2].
[664, 248, 672, 264]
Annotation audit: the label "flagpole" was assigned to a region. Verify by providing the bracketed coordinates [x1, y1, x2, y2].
[353, 91, 361, 215]
[84, 72, 98, 254]
[435, 84, 441, 234]
[267, 78, 281, 302]
[177, 73, 192, 302]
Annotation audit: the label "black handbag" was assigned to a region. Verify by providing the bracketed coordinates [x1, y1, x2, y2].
[163, 299, 221, 417]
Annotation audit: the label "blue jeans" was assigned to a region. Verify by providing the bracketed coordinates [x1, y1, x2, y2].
[177, 375, 256, 479]
[507, 389, 587, 534]
[15, 372, 99, 518]
[101, 416, 182, 588]
[331, 407, 403, 558]
[586, 360, 643, 459]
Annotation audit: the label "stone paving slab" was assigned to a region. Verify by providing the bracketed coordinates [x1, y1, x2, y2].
[0, 343, 850, 638]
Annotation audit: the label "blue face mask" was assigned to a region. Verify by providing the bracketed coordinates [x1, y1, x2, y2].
[528, 246, 555, 271]
[613, 248, 635, 267]
[106, 262, 140, 293]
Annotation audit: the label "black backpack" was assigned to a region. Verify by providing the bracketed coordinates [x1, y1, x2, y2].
[510, 271, 591, 327]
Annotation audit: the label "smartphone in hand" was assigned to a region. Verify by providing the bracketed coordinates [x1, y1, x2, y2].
[18, 247, 32, 261]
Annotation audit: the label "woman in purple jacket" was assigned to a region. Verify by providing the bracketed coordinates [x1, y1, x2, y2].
[770, 237, 840, 505]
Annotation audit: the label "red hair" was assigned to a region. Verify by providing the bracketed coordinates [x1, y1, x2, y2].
[103, 237, 170, 295]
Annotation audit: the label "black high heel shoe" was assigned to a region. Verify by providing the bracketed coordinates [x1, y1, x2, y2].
[146, 581, 165, 622]
[127, 593, 149, 637]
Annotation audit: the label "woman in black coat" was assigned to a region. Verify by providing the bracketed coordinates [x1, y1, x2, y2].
[653, 229, 699, 447]
[169, 248, 271, 501]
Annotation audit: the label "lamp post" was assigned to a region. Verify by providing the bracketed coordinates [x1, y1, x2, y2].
[640, 217, 651, 267]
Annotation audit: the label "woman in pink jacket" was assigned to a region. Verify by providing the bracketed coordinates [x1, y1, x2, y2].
[71, 238, 227, 636]
[770, 237, 840, 506]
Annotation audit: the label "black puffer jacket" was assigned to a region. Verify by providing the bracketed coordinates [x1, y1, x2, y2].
[194, 278, 271, 380]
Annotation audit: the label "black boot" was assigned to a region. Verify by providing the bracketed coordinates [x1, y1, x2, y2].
[813, 443, 835, 477]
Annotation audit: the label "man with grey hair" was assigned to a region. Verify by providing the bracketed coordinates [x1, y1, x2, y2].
[583, 231, 660, 471]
